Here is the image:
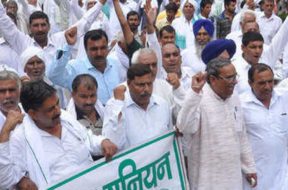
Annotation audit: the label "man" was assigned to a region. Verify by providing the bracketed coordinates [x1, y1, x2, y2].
[0, 80, 117, 189]
[48, 29, 121, 105]
[181, 19, 214, 74]
[0, 70, 23, 135]
[258, 0, 282, 44]
[127, 11, 140, 37]
[156, 2, 178, 30]
[161, 43, 193, 90]
[241, 64, 288, 190]
[233, 24, 288, 94]
[158, 25, 176, 46]
[67, 74, 104, 136]
[216, 0, 236, 39]
[177, 58, 257, 189]
[0, 0, 105, 65]
[226, 10, 257, 57]
[103, 64, 172, 151]
[198, 0, 213, 21]
[172, 0, 199, 49]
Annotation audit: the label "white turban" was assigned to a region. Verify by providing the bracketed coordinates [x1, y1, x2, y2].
[180, 0, 197, 11]
[20, 46, 45, 70]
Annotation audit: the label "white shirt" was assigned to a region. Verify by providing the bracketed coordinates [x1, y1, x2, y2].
[232, 55, 251, 94]
[0, 110, 105, 189]
[226, 30, 243, 59]
[240, 90, 288, 190]
[102, 93, 172, 151]
[258, 12, 282, 45]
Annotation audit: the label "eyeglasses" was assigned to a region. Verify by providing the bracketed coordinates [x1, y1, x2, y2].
[217, 74, 239, 82]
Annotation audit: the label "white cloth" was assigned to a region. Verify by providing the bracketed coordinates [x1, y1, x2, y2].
[66, 98, 104, 120]
[0, 38, 23, 75]
[177, 85, 256, 190]
[20, 46, 45, 70]
[226, 30, 243, 59]
[108, 0, 137, 40]
[240, 90, 288, 190]
[0, 110, 105, 189]
[102, 93, 172, 151]
[172, 16, 196, 49]
[0, 1, 104, 67]
[181, 46, 206, 74]
[258, 12, 282, 45]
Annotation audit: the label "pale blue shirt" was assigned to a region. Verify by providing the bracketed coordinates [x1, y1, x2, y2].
[48, 45, 121, 105]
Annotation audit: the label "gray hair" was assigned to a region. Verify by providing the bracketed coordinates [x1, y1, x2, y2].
[240, 9, 256, 24]
[131, 48, 157, 65]
[206, 58, 231, 84]
[0, 70, 21, 89]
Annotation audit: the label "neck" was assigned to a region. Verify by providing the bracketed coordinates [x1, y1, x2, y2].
[37, 122, 62, 138]
[265, 13, 272, 18]
[92, 61, 107, 73]
[37, 39, 48, 48]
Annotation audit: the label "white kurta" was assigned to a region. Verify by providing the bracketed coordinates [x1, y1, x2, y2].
[240, 90, 288, 190]
[177, 85, 256, 190]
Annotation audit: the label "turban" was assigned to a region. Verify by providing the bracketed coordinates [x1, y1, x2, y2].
[193, 19, 214, 37]
[180, 0, 197, 11]
[20, 47, 45, 70]
[201, 39, 236, 65]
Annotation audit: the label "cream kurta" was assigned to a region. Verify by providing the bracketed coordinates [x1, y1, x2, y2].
[177, 85, 256, 190]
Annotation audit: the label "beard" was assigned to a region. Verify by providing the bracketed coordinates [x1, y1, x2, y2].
[195, 40, 206, 58]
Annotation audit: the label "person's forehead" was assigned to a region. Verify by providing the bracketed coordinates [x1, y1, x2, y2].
[247, 40, 263, 46]
[219, 63, 235, 75]
[87, 37, 107, 45]
[31, 18, 48, 24]
[162, 44, 178, 53]
[253, 69, 273, 80]
[0, 79, 18, 88]
[162, 30, 174, 37]
[139, 52, 157, 62]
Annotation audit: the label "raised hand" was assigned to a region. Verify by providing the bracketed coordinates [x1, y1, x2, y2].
[166, 73, 180, 90]
[191, 72, 207, 94]
[65, 26, 77, 46]
[113, 85, 126, 101]
[144, 0, 157, 26]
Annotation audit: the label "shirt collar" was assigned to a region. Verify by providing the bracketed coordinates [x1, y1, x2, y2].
[125, 92, 160, 111]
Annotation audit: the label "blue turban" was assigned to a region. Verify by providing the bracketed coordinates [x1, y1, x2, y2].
[201, 39, 236, 65]
[193, 19, 214, 37]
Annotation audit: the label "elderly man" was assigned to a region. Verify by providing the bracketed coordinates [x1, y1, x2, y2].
[103, 64, 172, 151]
[181, 19, 214, 74]
[0, 70, 23, 140]
[0, 80, 117, 189]
[177, 58, 257, 190]
[241, 64, 288, 190]
[172, 0, 199, 49]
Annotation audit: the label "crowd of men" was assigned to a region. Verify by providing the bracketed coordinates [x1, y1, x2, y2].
[0, 0, 288, 189]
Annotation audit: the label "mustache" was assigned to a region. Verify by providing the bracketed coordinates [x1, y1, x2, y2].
[83, 104, 94, 107]
[3, 99, 16, 105]
[52, 114, 61, 120]
[140, 92, 151, 98]
[35, 32, 46, 35]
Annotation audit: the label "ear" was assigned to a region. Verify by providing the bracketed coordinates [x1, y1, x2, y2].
[241, 44, 245, 52]
[28, 109, 37, 120]
[248, 79, 253, 87]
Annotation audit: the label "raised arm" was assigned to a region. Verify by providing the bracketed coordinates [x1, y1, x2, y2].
[112, 0, 134, 45]
[0, 2, 32, 55]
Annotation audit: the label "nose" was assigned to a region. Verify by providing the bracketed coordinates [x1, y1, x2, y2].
[4, 90, 11, 98]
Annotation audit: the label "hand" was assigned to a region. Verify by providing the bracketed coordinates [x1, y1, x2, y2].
[20, 75, 31, 83]
[27, 0, 37, 6]
[174, 127, 183, 137]
[16, 177, 38, 190]
[166, 73, 180, 90]
[65, 26, 77, 45]
[191, 72, 207, 94]
[3, 109, 24, 132]
[113, 85, 126, 100]
[246, 173, 257, 188]
[144, 0, 157, 25]
[0, 110, 24, 142]
[101, 139, 118, 161]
